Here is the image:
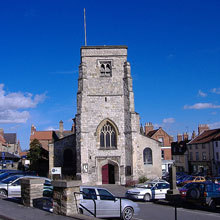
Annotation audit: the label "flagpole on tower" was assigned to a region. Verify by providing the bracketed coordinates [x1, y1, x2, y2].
[84, 8, 87, 46]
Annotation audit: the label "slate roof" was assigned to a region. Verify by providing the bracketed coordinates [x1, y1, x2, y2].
[4, 133, 17, 144]
[188, 128, 220, 144]
[54, 131, 74, 139]
[146, 129, 159, 137]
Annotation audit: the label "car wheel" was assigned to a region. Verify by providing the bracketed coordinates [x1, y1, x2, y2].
[208, 200, 216, 210]
[144, 193, 151, 202]
[186, 188, 200, 199]
[0, 189, 7, 197]
[122, 207, 133, 220]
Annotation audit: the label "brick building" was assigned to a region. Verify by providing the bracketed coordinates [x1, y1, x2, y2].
[30, 121, 75, 177]
[188, 126, 220, 176]
[145, 123, 174, 172]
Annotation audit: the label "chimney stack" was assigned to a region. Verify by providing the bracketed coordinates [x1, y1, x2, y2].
[0, 128, 4, 137]
[145, 122, 154, 135]
[192, 130, 196, 139]
[71, 118, 76, 134]
[59, 120, 64, 133]
[177, 134, 182, 142]
[198, 124, 209, 135]
[183, 132, 188, 141]
[31, 125, 36, 135]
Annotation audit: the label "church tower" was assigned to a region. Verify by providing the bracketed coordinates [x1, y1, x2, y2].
[76, 46, 162, 185]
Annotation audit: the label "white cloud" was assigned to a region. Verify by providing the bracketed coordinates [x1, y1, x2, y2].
[0, 110, 29, 123]
[208, 122, 220, 129]
[0, 84, 46, 124]
[211, 88, 220, 94]
[198, 90, 207, 97]
[44, 126, 58, 131]
[163, 118, 175, 124]
[184, 103, 220, 109]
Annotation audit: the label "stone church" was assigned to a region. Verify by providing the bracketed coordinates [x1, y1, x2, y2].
[73, 45, 162, 185]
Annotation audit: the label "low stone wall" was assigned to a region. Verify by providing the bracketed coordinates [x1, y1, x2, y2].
[20, 178, 44, 207]
[52, 180, 81, 217]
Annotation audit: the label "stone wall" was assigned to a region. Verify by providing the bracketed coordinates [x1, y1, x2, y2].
[20, 178, 44, 207]
[52, 180, 81, 217]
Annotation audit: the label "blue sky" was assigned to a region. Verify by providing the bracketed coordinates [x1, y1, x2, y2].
[0, 0, 220, 150]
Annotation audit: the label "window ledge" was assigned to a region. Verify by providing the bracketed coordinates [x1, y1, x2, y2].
[99, 147, 117, 150]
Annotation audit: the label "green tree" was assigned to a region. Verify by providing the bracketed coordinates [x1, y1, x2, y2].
[27, 139, 43, 171]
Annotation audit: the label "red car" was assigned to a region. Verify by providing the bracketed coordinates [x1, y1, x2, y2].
[179, 182, 199, 198]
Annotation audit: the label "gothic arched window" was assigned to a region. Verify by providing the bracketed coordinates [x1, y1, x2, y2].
[143, 148, 153, 164]
[100, 122, 117, 148]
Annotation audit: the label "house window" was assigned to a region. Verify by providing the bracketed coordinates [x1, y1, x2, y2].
[189, 145, 192, 150]
[100, 122, 116, 148]
[196, 152, 199, 161]
[217, 152, 219, 160]
[158, 137, 164, 146]
[195, 145, 198, 149]
[216, 142, 218, 148]
[100, 61, 112, 77]
[143, 148, 153, 164]
[202, 152, 206, 160]
[202, 144, 205, 149]
[190, 152, 193, 161]
[161, 150, 164, 159]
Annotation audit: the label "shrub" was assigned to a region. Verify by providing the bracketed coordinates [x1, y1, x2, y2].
[138, 176, 148, 183]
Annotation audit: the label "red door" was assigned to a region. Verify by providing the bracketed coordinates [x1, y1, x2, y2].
[102, 164, 109, 184]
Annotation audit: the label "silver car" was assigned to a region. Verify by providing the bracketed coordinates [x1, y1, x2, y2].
[79, 186, 140, 220]
[125, 179, 170, 201]
[0, 175, 51, 198]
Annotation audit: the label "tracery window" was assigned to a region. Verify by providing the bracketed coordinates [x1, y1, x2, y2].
[143, 148, 153, 164]
[100, 61, 112, 77]
[100, 122, 116, 148]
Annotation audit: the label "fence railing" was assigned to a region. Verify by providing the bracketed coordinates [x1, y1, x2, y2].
[73, 191, 124, 218]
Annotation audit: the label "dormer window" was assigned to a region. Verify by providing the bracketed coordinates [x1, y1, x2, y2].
[99, 61, 112, 77]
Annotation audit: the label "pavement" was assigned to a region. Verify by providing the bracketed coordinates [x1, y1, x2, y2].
[0, 197, 98, 220]
[0, 185, 128, 220]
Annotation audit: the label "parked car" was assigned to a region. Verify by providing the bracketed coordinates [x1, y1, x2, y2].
[0, 170, 37, 182]
[179, 182, 202, 198]
[125, 179, 170, 201]
[180, 176, 206, 186]
[0, 175, 52, 198]
[33, 197, 53, 213]
[79, 186, 140, 220]
[185, 181, 220, 209]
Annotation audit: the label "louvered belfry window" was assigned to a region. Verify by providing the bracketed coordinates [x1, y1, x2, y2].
[100, 61, 112, 77]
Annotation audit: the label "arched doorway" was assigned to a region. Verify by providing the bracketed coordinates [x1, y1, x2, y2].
[63, 149, 75, 175]
[102, 164, 115, 184]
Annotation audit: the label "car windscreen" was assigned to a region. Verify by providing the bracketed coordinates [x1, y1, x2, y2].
[1, 175, 20, 184]
[138, 183, 154, 189]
